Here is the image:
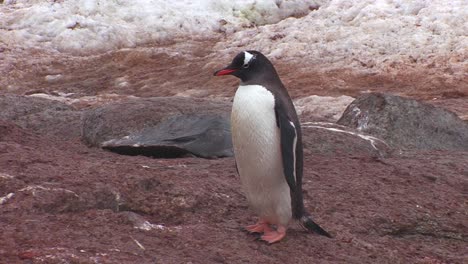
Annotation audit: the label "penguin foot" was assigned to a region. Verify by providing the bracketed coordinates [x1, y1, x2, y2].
[245, 219, 272, 234]
[260, 225, 287, 244]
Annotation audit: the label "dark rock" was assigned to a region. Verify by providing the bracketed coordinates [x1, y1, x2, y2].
[301, 122, 392, 158]
[82, 97, 232, 158]
[102, 114, 232, 158]
[0, 95, 82, 139]
[337, 93, 468, 151]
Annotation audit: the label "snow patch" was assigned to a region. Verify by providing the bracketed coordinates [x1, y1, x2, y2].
[0, 193, 15, 205]
[0, 172, 15, 179]
[215, 0, 467, 74]
[45, 74, 63, 82]
[19, 185, 79, 197]
[0, 0, 319, 54]
[114, 76, 129, 88]
[136, 221, 166, 231]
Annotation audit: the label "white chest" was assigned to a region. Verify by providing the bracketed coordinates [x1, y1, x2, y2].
[231, 85, 278, 146]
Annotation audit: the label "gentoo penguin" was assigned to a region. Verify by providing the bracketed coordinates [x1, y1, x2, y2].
[214, 50, 331, 243]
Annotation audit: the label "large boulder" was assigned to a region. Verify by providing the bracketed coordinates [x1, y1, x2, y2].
[337, 93, 468, 151]
[82, 97, 232, 158]
[0, 95, 82, 139]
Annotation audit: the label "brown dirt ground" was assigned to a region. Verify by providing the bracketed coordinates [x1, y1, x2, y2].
[2, 39, 467, 113]
[0, 119, 467, 263]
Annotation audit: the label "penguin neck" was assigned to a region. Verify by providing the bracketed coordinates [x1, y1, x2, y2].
[239, 70, 281, 88]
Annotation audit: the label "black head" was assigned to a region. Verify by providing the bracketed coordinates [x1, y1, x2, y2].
[213, 50, 277, 83]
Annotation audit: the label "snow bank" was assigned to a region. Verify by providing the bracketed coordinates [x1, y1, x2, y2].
[1, 0, 466, 76]
[215, 0, 467, 72]
[0, 0, 317, 54]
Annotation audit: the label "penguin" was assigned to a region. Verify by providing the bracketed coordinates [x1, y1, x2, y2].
[214, 50, 331, 243]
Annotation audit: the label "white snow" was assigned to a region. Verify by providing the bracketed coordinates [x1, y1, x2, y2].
[0, 0, 466, 85]
[0, 172, 15, 179]
[215, 0, 468, 73]
[45, 74, 63, 82]
[0, 0, 318, 54]
[0, 193, 15, 205]
[135, 220, 166, 231]
[19, 185, 79, 197]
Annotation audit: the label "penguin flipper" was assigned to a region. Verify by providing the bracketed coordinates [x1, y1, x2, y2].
[274, 108, 298, 192]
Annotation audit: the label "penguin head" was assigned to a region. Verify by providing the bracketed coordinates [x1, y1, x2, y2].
[214, 50, 275, 82]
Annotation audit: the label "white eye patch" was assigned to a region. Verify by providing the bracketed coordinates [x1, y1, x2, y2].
[243, 51, 255, 67]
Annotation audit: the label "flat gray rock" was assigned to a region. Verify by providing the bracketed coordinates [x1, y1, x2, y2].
[102, 114, 232, 158]
[82, 96, 232, 158]
[337, 93, 468, 151]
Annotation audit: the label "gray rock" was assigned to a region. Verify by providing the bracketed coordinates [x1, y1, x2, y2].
[301, 122, 393, 158]
[0, 95, 82, 139]
[82, 97, 232, 158]
[102, 114, 232, 158]
[337, 93, 468, 151]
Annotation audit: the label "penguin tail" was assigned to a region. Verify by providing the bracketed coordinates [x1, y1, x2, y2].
[300, 215, 332, 238]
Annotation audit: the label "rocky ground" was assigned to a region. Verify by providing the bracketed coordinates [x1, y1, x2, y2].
[0, 40, 467, 263]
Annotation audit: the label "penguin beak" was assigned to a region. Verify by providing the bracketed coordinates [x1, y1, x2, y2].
[214, 66, 237, 76]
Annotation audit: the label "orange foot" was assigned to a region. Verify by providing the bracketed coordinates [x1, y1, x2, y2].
[245, 219, 272, 234]
[261, 225, 287, 244]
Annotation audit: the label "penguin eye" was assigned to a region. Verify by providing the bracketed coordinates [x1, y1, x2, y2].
[242, 62, 250, 69]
